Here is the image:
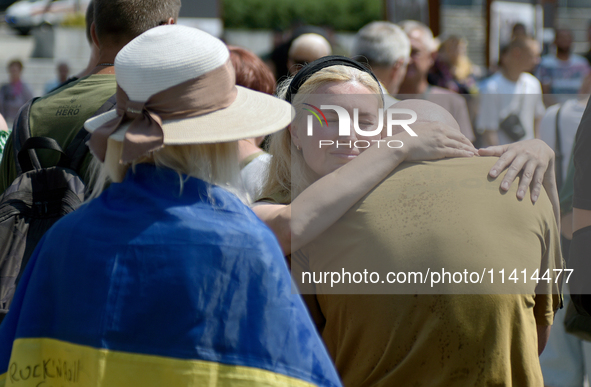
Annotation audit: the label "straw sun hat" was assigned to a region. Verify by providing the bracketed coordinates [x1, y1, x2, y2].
[85, 24, 293, 163]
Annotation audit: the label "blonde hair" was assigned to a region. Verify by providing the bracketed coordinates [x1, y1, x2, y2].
[86, 140, 243, 202]
[259, 65, 381, 204]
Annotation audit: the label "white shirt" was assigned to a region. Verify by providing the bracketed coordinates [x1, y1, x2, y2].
[240, 153, 271, 202]
[539, 98, 587, 178]
[476, 72, 546, 145]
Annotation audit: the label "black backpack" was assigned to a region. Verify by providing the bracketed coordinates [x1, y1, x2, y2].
[0, 95, 115, 322]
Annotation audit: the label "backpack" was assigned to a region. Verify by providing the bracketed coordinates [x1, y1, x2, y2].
[0, 95, 116, 322]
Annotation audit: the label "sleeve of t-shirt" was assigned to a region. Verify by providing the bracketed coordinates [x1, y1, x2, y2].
[573, 98, 591, 210]
[475, 87, 499, 134]
[533, 189, 564, 326]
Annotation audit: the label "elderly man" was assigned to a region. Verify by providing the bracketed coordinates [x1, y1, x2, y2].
[396, 20, 475, 141]
[293, 100, 563, 386]
[287, 33, 332, 75]
[0, 0, 181, 193]
[351, 21, 410, 107]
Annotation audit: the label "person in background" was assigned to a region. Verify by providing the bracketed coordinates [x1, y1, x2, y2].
[350, 21, 410, 107]
[428, 35, 480, 95]
[536, 28, 590, 105]
[539, 73, 591, 191]
[538, 74, 591, 387]
[396, 20, 475, 142]
[44, 62, 70, 94]
[512, 22, 528, 40]
[228, 45, 276, 200]
[476, 37, 545, 146]
[287, 33, 332, 75]
[0, 60, 33, 128]
[267, 25, 330, 81]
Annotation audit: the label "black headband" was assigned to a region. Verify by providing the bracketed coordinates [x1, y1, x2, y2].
[285, 55, 384, 104]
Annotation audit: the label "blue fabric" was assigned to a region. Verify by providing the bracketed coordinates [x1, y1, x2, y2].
[0, 164, 341, 387]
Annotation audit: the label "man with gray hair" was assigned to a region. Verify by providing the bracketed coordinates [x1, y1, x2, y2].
[397, 20, 475, 141]
[351, 21, 410, 107]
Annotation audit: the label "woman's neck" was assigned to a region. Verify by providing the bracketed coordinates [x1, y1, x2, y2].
[238, 139, 262, 164]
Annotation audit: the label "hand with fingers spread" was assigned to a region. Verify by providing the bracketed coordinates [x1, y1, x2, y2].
[401, 121, 478, 161]
[478, 139, 560, 224]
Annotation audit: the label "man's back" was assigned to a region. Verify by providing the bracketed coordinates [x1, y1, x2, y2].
[294, 156, 562, 386]
[0, 74, 116, 192]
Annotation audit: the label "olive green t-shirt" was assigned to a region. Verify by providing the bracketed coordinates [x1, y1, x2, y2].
[294, 157, 563, 387]
[0, 74, 116, 193]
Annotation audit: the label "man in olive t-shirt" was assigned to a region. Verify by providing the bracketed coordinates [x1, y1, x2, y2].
[293, 101, 563, 386]
[0, 75, 116, 191]
[0, 0, 181, 193]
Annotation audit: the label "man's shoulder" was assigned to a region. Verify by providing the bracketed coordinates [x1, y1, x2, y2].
[519, 72, 543, 91]
[29, 74, 116, 135]
[479, 73, 504, 92]
[569, 54, 589, 66]
[539, 54, 558, 67]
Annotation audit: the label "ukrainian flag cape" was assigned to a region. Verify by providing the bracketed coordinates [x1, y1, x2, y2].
[0, 165, 341, 387]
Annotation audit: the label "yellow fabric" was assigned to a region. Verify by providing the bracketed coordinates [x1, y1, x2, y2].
[1, 338, 316, 387]
[294, 157, 563, 387]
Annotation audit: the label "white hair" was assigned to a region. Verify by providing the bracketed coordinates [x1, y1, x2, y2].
[351, 21, 410, 68]
[398, 20, 438, 53]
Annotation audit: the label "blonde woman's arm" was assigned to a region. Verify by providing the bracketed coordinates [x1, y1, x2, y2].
[254, 122, 476, 255]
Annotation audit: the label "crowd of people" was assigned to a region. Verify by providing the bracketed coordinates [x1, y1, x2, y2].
[0, 1, 590, 386]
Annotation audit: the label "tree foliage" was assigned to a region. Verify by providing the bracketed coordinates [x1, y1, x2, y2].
[222, 0, 383, 31]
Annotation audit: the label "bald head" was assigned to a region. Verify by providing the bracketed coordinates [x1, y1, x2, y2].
[392, 99, 460, 132]
[288, 33, 332, 74]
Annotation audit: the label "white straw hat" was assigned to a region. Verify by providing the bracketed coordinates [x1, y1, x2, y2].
[85, 25, 293, 162]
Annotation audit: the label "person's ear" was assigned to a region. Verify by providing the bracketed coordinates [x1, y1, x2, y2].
[288, 123, 301, 149]
[166, 17, 175, 25]
[90, 22, 100, 50]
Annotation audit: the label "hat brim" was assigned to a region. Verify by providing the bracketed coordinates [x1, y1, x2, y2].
[84, 86, 293, 144]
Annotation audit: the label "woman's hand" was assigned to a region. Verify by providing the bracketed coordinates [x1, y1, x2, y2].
[478, 139, 560, 224]
[394, 122, 478, 162]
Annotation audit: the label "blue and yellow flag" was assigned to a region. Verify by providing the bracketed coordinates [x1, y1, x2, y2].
[0, 165, 341, 387]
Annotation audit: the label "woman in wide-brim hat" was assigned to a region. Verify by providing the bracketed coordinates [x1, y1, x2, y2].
[0, 25, 342, 387]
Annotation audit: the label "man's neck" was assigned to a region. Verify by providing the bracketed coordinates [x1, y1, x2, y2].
[91, 55, 116, 75]
[556, 49, 571, 61]
[501, 66, 522, 83]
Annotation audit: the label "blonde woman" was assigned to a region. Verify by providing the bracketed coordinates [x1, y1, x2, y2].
[0, 26, 342, 387]
[254, 56, 558, 255]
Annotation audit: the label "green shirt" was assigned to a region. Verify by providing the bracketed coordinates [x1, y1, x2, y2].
[0, 74, 116, 193]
